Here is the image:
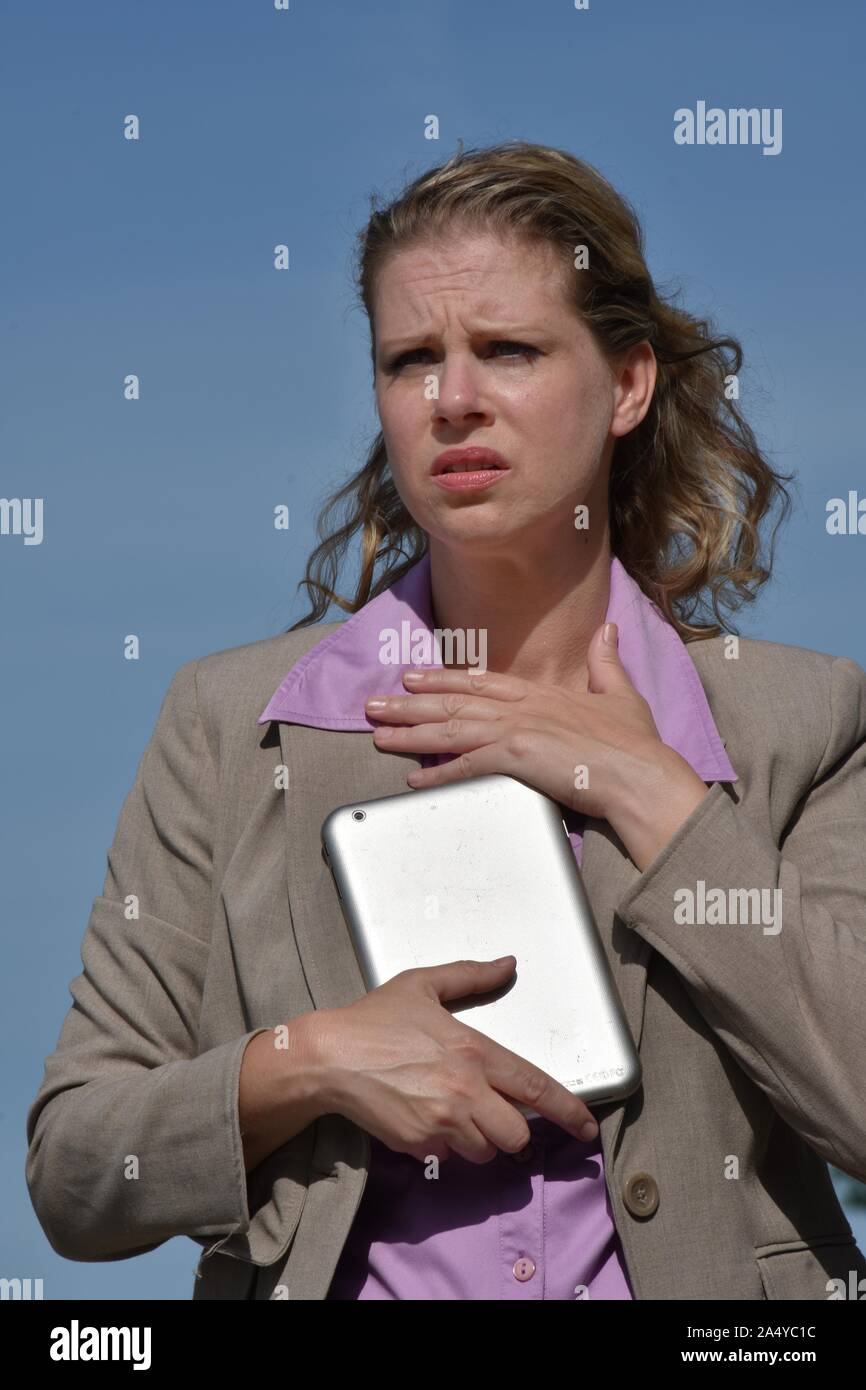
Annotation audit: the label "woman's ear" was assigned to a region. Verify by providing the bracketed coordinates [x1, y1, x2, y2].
[610, 341, 657, 438]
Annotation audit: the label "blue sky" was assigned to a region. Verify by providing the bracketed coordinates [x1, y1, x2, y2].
[3, 0, 865, 1299]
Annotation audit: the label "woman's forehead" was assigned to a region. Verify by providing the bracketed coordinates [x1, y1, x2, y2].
[372, 233, 571, 323]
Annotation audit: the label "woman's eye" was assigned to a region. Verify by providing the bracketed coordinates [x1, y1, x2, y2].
[490, 341, 540, 362]
[387, 341, 540, 373]
[388, 348, 430, 371]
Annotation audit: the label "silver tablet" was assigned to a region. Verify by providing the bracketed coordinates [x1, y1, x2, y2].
[321, 773, 641, 1113]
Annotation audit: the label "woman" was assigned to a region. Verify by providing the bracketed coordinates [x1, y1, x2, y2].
[26, 141, 866, 1301]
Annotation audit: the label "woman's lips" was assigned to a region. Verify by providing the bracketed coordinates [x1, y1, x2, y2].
[432, 468, 509, 491]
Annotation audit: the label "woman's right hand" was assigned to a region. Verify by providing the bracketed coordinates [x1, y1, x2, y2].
[302, 955, 600, 1164]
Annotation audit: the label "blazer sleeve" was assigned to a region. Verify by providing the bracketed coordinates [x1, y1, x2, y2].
[25, 659, 275, 1263]
[615, 654, 866, 1184]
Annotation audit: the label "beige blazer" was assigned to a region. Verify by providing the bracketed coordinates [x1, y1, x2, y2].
[25, 623, 866, 1300]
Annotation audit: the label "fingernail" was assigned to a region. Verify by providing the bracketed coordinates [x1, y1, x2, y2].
[404, 670, 424, 683]
[603, 622, 617, 647]
[365, 697, 388, 709]
[580, 1119, 599, 1141]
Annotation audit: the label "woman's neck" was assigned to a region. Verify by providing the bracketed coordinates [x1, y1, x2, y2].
[427, 533, 611, 693]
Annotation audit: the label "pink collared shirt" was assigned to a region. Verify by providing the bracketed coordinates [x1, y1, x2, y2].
[258, 552, 737, 1299]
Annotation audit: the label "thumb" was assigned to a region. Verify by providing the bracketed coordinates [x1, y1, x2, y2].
[587, 621, 630, 695]
[423, 955, 516, 1004]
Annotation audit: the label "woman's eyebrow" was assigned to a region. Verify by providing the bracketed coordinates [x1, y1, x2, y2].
[377, 325, 555, 355]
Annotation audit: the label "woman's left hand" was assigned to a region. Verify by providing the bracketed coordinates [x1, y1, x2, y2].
[365, 621, 713, 874]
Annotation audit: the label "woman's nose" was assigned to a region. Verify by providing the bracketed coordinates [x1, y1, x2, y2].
[431, 356, 492, 424]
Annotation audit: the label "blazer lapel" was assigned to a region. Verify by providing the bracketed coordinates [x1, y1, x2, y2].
[579, 818, 649, 1052]
[578, 816, 650, 1155]
[280, 721, 650, 1151]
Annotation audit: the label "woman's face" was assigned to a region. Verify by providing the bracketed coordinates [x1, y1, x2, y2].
[372, 225, 654, 557]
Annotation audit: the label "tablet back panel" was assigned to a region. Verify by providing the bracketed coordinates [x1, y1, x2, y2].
[321, 773, 641, 1109]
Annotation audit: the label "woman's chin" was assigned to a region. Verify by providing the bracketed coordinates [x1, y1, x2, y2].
[425, 516, 532, 554]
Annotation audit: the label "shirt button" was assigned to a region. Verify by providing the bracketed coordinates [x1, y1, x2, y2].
[622, 1171, 660, 1218]
[512, 1256, 537, 1282]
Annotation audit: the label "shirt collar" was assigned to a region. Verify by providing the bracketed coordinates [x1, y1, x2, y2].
[258, 550, 737, 783]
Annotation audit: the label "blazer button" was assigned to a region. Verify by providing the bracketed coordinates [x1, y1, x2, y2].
[622, 1171, 659, 1218]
